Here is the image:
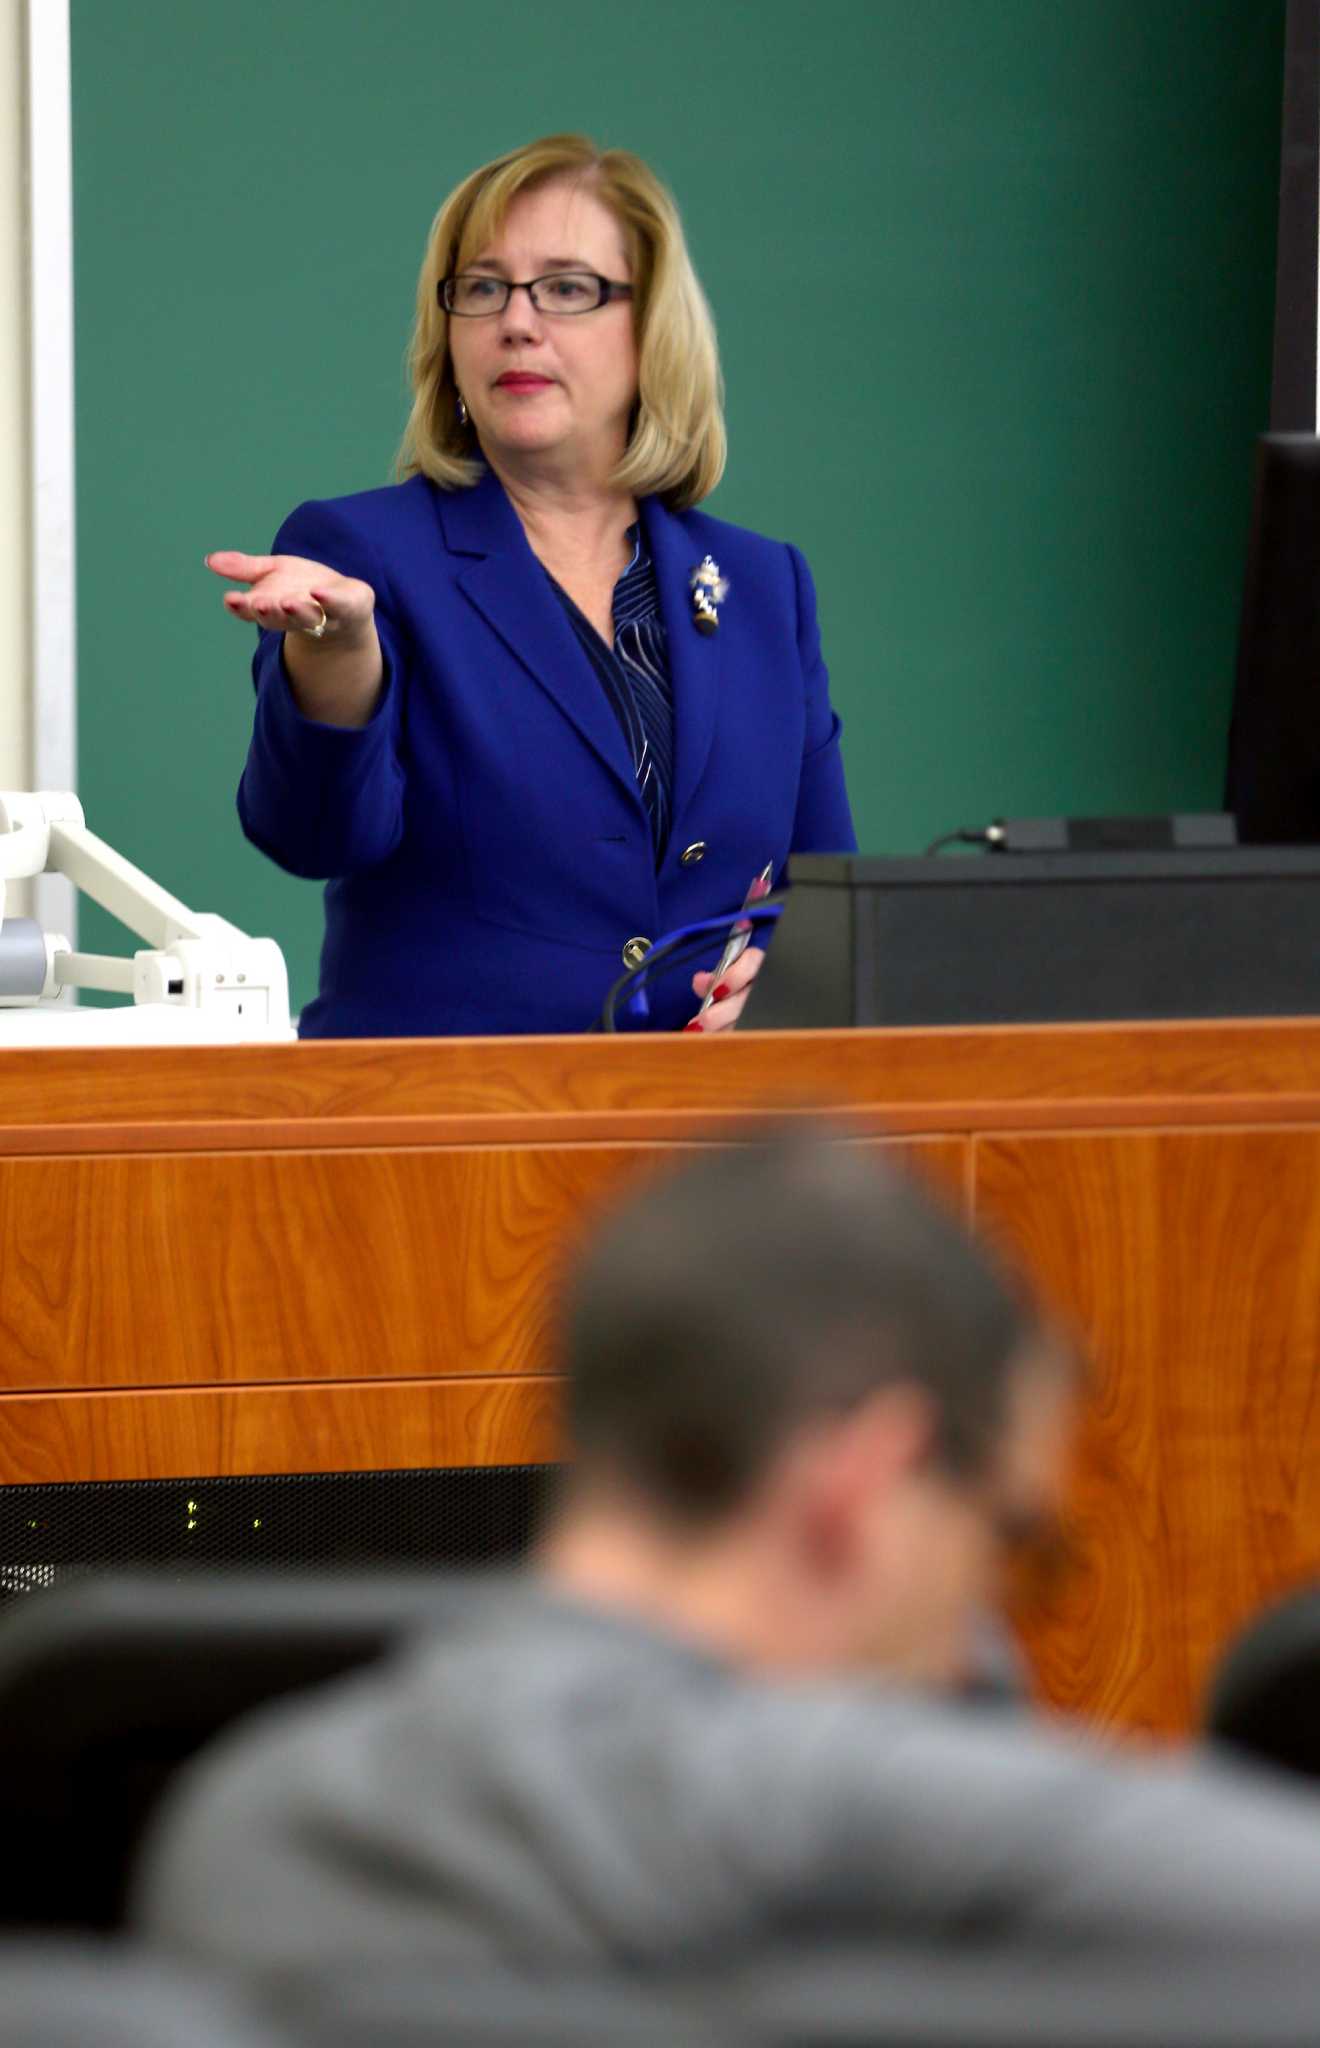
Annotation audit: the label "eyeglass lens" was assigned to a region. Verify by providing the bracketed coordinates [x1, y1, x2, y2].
[446, 273, 608, 315]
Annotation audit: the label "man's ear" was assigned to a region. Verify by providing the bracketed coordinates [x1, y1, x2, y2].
[796, 1383, 939, 1573]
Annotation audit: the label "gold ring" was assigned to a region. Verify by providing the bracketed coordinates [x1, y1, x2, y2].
[303, 600, 328, 639]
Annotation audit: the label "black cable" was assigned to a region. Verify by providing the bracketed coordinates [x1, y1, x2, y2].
[597, 901, 785, 1033]
[598, 934, 727, 1033]
[599, 917, 779, 1034]
[922, 826, 998, 857]
[597, 933, 715, 1033]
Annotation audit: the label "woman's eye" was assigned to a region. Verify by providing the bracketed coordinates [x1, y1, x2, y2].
[549, 277, 591, 300]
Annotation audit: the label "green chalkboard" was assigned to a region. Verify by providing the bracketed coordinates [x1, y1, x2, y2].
[70, 1, 1284, 1014]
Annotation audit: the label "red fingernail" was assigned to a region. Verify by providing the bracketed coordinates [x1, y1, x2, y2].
[684, 1019, 704, 1032]
[711, 983, 731, 1002]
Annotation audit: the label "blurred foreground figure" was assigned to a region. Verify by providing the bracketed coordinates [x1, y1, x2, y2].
[136, 1132, 1320, 1972]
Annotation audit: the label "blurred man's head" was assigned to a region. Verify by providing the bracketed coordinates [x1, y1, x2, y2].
[544, 1127, 1073, 1685]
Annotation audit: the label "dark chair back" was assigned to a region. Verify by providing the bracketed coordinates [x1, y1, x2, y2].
[0, 1570, 482, 1930]
[1205, 1581, 1320, 1780]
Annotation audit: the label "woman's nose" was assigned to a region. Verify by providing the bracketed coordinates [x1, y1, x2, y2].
[497, 285, 544, 340]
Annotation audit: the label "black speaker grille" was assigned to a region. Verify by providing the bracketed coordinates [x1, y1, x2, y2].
[0, 1466, 558, 1604]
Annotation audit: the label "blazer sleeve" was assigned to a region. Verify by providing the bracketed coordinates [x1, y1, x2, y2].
[786, 544, 858, 855]
[236, 497, 409, 880]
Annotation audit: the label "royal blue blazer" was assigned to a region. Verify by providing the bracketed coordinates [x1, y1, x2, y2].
[238, 468, 856, 1037]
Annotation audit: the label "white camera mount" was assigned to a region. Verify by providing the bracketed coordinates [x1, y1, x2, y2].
[0, 791, 292, 1036]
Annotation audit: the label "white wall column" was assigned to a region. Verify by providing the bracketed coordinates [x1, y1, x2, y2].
[0, 0, 30, 915]
[24, 0, 76, 941]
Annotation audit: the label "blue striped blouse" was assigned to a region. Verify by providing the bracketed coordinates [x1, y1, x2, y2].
[544, 528, 674, 863]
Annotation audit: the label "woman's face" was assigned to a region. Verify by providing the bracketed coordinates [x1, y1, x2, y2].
[447, 176, 639, 482]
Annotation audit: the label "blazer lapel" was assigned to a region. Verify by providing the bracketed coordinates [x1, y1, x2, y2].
[434, 472, 639, 799]
[640, 495, 723, 828]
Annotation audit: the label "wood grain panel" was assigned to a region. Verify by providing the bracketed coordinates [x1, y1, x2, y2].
[2, 1018, 1320, 1147]
[0, 1375, 559, 1484]
[0, 1145, 640, 1393]
[976, 1130, 1320, 1736]
[872, 1138, 969, 1209]
[0, 1135, 964, 1397]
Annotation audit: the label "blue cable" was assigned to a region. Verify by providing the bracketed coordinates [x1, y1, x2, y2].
[600, 901, 784, 1030]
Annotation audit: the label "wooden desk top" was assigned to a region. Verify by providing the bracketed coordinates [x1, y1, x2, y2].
[0, 1014, 1318, 1153]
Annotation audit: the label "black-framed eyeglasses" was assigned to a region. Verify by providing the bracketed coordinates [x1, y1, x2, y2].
[440, 272, 634, 317]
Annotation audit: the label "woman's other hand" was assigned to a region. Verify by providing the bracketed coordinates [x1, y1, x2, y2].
[206, 550, 384, 728]
[207, 550, 376, 639]
[686, 944, 765, 1033]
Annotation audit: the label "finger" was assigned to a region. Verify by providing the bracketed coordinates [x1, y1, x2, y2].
[712, 947, 763, 999]
[206, 551, 277, 582]
[277, 597, 334, 633]
[248, 593, 305, 631]
[699, 986, 751, 1032]
[691, 941, 765, 1001]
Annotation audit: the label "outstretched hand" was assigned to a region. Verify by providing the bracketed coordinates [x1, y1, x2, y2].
[687, 944, 765, 1033]
[206, 551, 377, 643]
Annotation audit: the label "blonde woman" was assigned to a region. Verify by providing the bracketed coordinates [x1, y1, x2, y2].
[209, 135, 855, 1037]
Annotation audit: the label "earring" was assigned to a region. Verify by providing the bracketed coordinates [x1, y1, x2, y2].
[456, 393, 469, 427]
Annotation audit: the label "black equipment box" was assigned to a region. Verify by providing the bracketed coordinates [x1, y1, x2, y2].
[747, 849, 1320, 1029]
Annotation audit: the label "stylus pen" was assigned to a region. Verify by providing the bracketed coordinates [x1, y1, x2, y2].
[698, 864, 774, 1015]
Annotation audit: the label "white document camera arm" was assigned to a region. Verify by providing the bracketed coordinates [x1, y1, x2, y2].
[0, 791, 292, 1032]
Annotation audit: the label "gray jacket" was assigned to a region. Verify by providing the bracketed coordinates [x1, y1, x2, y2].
[134, 1581, 1320, 1973]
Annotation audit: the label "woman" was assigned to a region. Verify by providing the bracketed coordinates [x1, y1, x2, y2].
[211, 134, 855, 1037]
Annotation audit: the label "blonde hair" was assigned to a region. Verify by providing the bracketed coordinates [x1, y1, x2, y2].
[398, 134, 726, 509]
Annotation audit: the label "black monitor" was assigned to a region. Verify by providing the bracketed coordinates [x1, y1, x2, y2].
[1226, 434, 1320, 842]
[746, 848, 1320, 1029]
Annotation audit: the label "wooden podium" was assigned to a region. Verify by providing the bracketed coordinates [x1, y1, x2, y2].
[3, 1018, 1320, 1739]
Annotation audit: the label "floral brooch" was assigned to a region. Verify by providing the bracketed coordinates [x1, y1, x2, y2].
[689, 555, 729, 635]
